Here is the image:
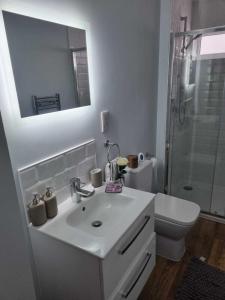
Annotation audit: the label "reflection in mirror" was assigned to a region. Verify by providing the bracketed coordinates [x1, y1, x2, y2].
[3, 11, 91, 118]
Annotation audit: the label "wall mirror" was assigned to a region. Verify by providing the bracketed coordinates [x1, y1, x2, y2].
[3, 11, 91, 118]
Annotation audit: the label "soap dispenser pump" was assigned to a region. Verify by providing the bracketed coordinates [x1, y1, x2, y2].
[28, 193, 47, 226]
[43, 187, 58, 218]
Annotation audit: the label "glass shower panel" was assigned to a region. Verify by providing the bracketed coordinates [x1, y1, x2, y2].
[168, 33, 224, 213]
[191, 58, 224, 211]
[169, 34, 199, 205]
[210, 63, 225, 217]
[211, 114, 225, 217]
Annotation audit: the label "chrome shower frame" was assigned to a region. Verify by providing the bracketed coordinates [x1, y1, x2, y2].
[165, 25, 225, 195]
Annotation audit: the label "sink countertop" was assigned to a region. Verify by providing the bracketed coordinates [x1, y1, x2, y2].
[29, 185, 155, 259]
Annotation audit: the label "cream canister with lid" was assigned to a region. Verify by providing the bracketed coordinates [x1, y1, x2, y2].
[28, 193, 47, 226]
[43, 187, 58, 218]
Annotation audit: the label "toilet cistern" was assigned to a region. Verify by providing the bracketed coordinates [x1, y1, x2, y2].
[70, 177, 95, 203]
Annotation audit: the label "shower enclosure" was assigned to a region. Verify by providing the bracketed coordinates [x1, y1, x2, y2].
[167, 26, 225, 218]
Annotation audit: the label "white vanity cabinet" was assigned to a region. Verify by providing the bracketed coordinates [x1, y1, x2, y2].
[102, 200, 155, 299]
[30, 194, 155, 300]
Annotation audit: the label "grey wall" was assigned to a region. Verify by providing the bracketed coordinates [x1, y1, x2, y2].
[0, 0, 160, 296]
[0, 113, 36, 300]
[0, 0, 159, 172]
[170, 0, 225, 33]
[3, 11, 79, 117]
[171, 0, 192, 32]
[192, 0, 225, 30]
[68, 27, 86, 49]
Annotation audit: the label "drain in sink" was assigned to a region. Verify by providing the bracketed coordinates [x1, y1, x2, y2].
[92, 220, 102, 228]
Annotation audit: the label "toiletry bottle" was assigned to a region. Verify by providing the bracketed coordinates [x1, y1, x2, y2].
[43, 187, 58, 218]
[28, 193, 47, 226]
[105, 163, 111, 182]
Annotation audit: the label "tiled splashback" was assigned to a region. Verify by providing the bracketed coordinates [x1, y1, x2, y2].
[18, 140, 96, 210]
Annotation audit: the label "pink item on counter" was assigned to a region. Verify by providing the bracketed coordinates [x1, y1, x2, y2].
[105, 182, 123, 193]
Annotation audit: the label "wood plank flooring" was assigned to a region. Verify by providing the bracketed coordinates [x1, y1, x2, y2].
[139, 217, 225, 300]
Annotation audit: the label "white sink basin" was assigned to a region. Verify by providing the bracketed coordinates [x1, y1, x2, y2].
[66, 193, 133, 237]
[34, 185, 154, 258]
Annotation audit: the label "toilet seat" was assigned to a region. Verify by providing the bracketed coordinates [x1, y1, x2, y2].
[155, 193, 200, 226]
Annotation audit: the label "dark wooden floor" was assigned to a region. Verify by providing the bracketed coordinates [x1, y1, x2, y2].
[139, 217, 225, 300]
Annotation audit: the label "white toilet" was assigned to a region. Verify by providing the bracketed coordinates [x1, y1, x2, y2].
[125, 159, 200, 261]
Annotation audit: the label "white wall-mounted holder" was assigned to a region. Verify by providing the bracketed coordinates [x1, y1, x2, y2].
[100, 110, 109, 133]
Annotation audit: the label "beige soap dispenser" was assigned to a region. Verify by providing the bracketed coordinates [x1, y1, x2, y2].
[28, 193, 47, 226]
[43, 187, 58, 218]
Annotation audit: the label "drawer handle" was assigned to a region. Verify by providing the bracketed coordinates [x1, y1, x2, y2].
[121, 252, 152, 298]
[118, 216, 150, 255]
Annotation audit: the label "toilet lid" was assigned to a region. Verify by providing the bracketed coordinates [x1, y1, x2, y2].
[155, 193, 200, 226]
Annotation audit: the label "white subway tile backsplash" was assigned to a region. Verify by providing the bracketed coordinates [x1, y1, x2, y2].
[56, 186, 71, 205]
[37, 156, 65, 180]
[20, 167, 38, 189]
[78, 156, 96, 183]
[18, 140, 96, 213]
[66, 166, 78, 184]
[54, 171, 67, 190]
[39, 178, 55, 193]
[65, 146, 85, 168]
[85, 141, 96, 158]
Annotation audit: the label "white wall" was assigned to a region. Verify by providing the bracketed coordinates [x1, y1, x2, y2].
[0, 0, 160, 296]
[171, 0, 192, 32]
[0, 113, 37, 300]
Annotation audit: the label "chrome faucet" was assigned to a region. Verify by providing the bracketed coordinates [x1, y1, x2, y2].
[70, 177, 95, 203]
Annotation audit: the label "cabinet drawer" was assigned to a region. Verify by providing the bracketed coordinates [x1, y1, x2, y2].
[112, 233, 156, 300]
[102, 198, 154, 299]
